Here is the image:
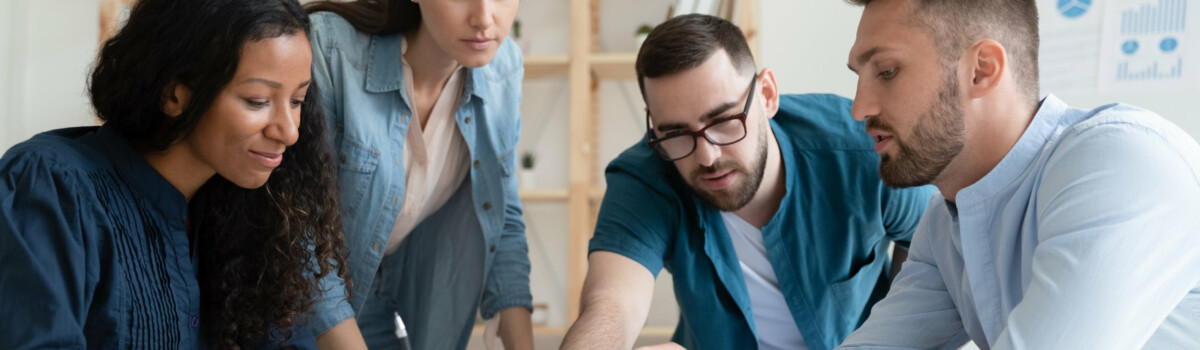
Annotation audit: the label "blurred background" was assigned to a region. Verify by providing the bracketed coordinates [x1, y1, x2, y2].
[1, 0, 1195, 348]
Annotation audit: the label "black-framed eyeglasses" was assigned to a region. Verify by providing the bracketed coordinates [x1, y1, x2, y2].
[646, 73, 757, 161]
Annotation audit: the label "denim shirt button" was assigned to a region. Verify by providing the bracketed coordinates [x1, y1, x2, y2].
[465, 117, 472, 124]
[189, 317, 199, 328]
[490, 245, 496, 253]
[473, 160, 481, 169]
[483, 202, 492, 210]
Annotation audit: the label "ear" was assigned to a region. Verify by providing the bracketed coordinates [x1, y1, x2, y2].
[160, 80, 192, 118]
[965, 39, 1006, 99]
[758, 67, 780, 119]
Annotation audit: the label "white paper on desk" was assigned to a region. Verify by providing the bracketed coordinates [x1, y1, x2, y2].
[1098, 0, 1200, 93]
[1039, 0, 1105, 95]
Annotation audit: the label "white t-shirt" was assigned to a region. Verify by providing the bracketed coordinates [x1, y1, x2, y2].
[385, 37, 470, 254]
[721, 211, 808, 350]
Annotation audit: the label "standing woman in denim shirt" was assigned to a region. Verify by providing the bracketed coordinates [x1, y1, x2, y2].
[302, 0, 533, 349]
[0, 0, 350, 348]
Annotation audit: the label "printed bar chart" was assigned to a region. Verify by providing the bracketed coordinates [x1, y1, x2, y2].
[1117, 57, 1184, 80]
[1100, 0, 1197, 92]
[1121, 0, 1187, 35]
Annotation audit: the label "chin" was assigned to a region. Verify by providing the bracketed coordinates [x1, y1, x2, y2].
[457, 52, 498, 68]
[229, 175, 271, 190]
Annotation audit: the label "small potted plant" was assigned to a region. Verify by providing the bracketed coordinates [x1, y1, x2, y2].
[636, 24, 654, 48]
[520, 151, 536, 189]
[513, 19, 531, 55]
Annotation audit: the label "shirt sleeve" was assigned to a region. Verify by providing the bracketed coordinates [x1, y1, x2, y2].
[307, 12, 343, 145]
[990, 122, 1200, 349]
[879, 184, 936, 248]
[0, 151, 92, 349]
[480, 50, 534, 318]
[838, 201, 972, 350]
[588, 167, 678, 277]
[303, 13, 359, 337]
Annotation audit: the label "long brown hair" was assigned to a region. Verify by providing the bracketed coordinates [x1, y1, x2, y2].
[304, 0, 421, 35]
[92, 0, 351, 347]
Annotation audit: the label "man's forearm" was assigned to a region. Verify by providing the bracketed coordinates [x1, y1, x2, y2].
[561, 300, 637, 350]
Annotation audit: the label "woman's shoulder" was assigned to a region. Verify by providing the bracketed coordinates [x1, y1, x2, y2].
[307, 11, 374, 54]
[1, 127, 107, 178]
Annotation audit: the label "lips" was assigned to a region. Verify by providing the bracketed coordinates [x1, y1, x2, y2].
[463, 37, 494, 51]
[250, 150, 284, 168]
[698, 169, 736, 191]
[867, 130, 894, 153]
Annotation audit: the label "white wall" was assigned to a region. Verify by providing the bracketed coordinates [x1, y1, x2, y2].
[1, 1, 16, 150]
[0, 0, 99, 152]
[761, 0, 862, 97]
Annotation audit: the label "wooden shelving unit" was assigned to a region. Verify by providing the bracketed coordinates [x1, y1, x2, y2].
[518, 0, 760, 333]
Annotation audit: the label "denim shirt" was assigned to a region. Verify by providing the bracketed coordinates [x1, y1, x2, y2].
[0, 127, 316, 349]
[305, 12, 532, 339]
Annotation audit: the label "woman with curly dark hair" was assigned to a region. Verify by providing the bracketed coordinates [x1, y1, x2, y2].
[0, 0, 350, 348]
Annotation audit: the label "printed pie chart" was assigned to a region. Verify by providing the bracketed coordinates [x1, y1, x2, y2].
[1057, 0, 1092, 18]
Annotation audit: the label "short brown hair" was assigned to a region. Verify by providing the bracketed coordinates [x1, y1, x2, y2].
[636, 14, 756, 100]
[848, 0, 1040, 102]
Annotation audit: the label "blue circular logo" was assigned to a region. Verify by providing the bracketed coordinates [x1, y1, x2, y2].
[1161, 37, 1179, 53]
[1122, 40, 1140, 55]
[1057, 0, 1092, 18]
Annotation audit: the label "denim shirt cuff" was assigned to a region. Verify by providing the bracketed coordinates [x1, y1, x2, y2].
[481, 292, 533, 320]
[307, 296, 356, 337]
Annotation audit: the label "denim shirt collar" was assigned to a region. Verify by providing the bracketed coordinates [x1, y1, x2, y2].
[86, 126, 189, 233]
[691, 118, 796, 337]
[364, 33, 486, 106]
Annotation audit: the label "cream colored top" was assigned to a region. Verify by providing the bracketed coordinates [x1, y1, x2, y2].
[386, 37, 471, 254]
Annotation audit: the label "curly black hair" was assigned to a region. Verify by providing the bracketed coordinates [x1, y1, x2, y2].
[89, 0, 350, 347]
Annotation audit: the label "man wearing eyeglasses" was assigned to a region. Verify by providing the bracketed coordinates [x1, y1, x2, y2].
[560, 14, 935, 350]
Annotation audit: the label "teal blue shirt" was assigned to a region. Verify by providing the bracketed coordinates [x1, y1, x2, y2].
[589, 94, 935, 350]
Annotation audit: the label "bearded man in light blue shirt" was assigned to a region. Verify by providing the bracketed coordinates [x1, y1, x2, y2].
[839, 0, 1200, 349]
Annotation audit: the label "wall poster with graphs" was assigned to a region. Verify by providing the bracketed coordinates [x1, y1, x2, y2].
[1039, 0, 1200, 94]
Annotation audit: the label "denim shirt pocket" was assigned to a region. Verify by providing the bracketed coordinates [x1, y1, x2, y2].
[496, 148, 515, 178]
[829, 247, 885, 319]
[337, 138, 380, 217]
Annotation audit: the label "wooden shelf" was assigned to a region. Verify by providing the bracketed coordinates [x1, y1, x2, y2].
[523, 53, 638, 80]
[524, 55, 570, 80]
[589, 53, 638, 81]
[519, 188, 570, 202]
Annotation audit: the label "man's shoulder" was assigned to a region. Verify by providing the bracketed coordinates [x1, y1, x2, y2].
[774, 94, 875, 152]
[606, 137, 681, 196]
[1052, 102, 1200, 178]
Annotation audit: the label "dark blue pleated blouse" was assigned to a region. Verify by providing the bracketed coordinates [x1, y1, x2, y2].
[0, 126, 315, 349]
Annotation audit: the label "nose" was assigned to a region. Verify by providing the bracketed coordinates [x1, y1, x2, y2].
[266, 103, 300, 147]
[850, 81, 879, 122]
[468, 0, 495, 30]
[690, 137, 721, 168]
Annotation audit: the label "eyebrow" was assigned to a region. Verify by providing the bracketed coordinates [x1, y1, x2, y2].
[847, 46, 890, 74]
[239, 78, 312, 90]
[654, 100, 740, 132]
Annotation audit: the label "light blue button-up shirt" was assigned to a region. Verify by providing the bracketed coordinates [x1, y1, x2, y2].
[839, 95, 1200, 349]
[305, 11, 531, 348]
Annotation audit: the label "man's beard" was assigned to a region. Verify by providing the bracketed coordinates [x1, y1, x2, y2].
[688, 119, 769, 211]
[872, 73, 965, 188]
